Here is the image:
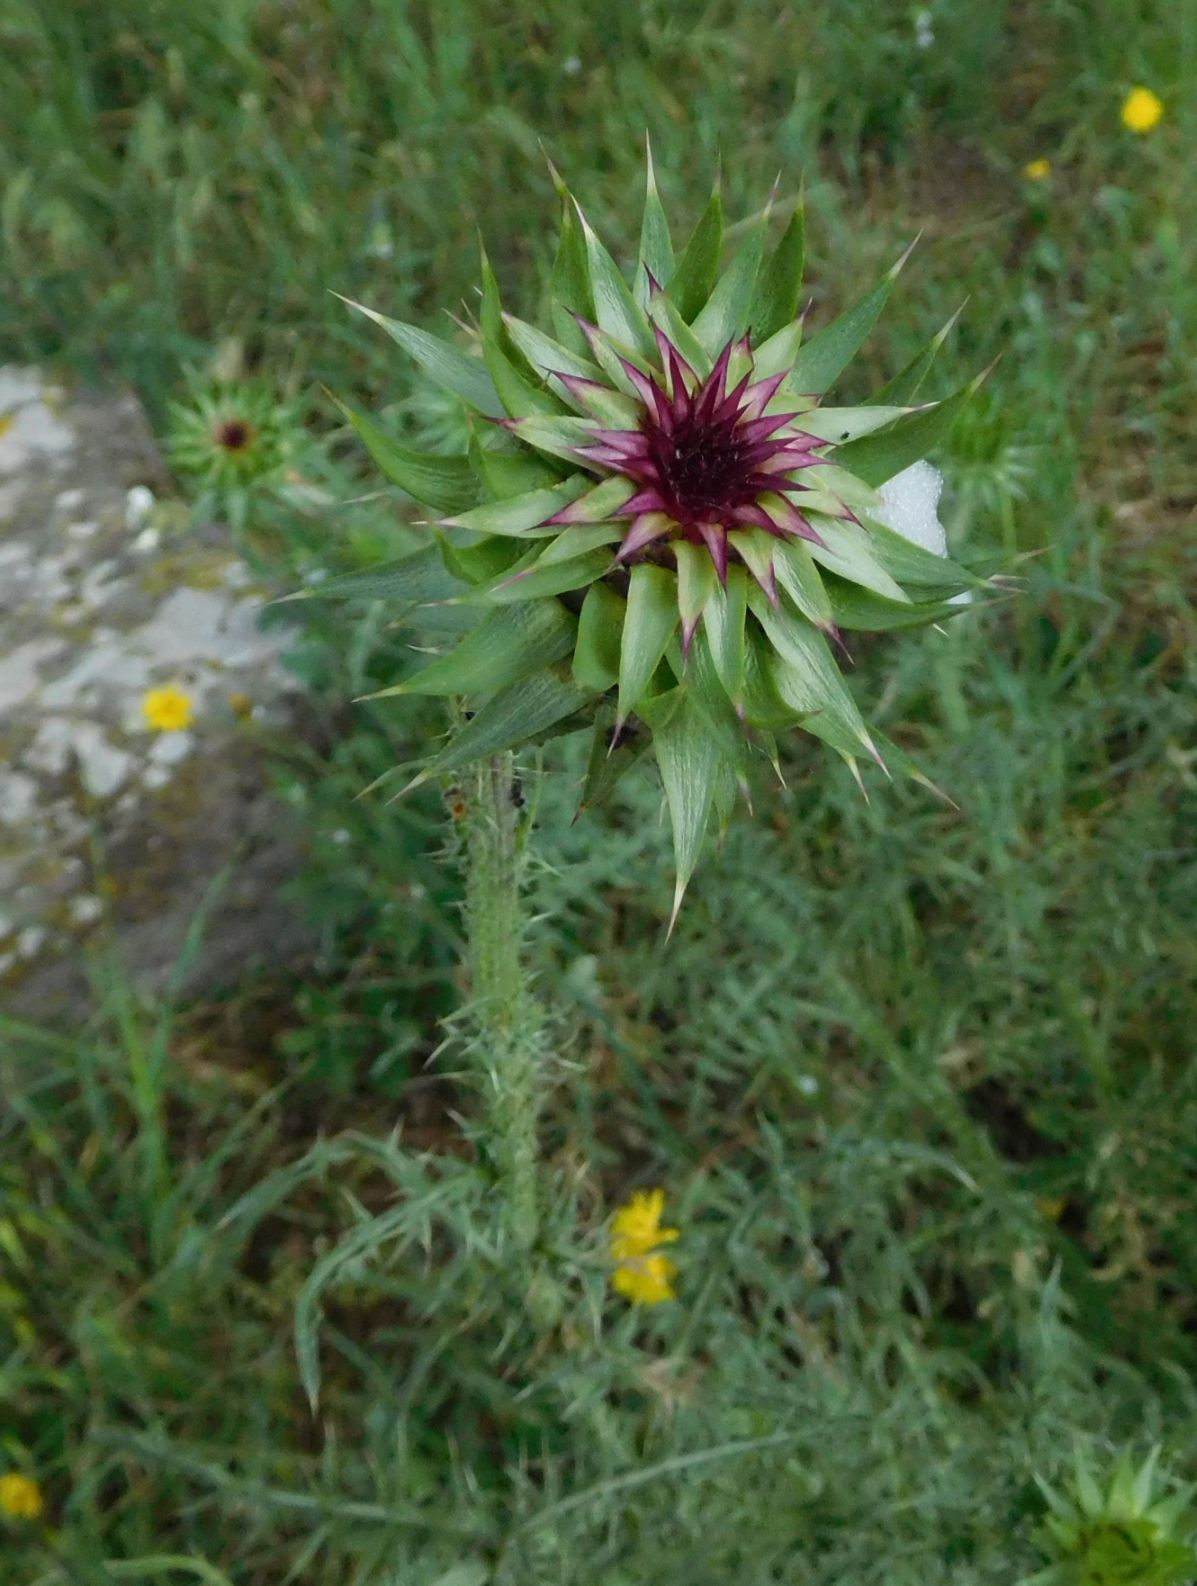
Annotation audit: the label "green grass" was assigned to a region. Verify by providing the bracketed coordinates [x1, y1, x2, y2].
[3, 1, 1197, 1581]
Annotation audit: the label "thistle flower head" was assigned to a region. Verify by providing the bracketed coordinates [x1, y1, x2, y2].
[552, 322, 826, 591]
[168, 377, 295, 529]
[323, 151, 999, 905]
[1026, 1448, 1197, 1586]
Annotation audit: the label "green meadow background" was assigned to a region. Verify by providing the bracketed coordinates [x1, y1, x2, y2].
[2, 1, 1195, 1581]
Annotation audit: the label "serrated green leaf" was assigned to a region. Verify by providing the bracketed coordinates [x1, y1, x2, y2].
[335, 294, 503, 416]
[371, 601, 575, 697]
[752, 591, 876, 759]
[773, 535, 833, 627]
[787, 251, 909, 395]
[327, 393, 477, 514]
[834, 377, 980, 486]
[751, 196, 805, 341]
[282, 542, 463, 605]
[869, 302, 965, 405]
[573, 580, 626, 691]
[618, 562, 679, 724]
[668, 186, 723, 322]
[691, 211, 767, 354]
[702, 564, 748, 708]
[444, 475, 589, 536]
[576, 203, 654, 356]
[403, 667, 596, 791]
[637, 137, 675, 303]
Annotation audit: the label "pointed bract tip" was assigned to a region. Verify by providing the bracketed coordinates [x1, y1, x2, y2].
[846, 757, 870, 805]
[541, 144, 568, 195]
[386, 769, 429, 804]
[863, 733, 890, 777]
[667, 876, 688, 938]
[913, 770, 958, 810]
[644, 130, 658, 183]
[889, 232, 923, 276]
[933, 299, 969, 346]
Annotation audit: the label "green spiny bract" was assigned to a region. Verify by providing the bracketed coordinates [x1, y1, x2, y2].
[324, 153, 994, 912]
[1024, 1447, 1197, 1586]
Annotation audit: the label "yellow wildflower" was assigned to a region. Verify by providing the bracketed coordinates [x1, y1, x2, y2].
[1121, 86, 1163, 134]
[1023, 158, 1052, 181]
[0, 1471, 44, 1521]
[142, 684, 195, 732]
[609, 1187, 680, 1306]
[611, 1250, 678, 1307]
[610, 1187, 679, 1261]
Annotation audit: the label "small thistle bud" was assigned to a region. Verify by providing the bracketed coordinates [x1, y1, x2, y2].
[1025, 1447, 1197, 1586]
[169, 377, 295, 529]
[327, 150, 998, 904]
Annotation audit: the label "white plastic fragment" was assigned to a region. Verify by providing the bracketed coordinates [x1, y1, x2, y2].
[875, 459, 972, 606]
[875, 461, 947, 556]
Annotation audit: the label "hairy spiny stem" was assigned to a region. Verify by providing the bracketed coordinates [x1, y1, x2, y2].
[462, 751, 544, 1253]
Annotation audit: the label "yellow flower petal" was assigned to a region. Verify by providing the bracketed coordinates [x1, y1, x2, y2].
[611, 1251, 678, 1306]
[0, 1472, 44, 1520]
[1121, 86, 1163, 134]
[142, 684, 195, 733]
[1023, 158, 1052, 181]
[610, 1187, 679, 1260]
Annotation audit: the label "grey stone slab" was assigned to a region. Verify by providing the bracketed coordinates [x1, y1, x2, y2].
[0, 368, 315, 1017]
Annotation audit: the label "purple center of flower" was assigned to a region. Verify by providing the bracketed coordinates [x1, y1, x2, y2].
[648, 408, 760, 524]
[563, 328, 828, 578]
[215, 418, 252, 452]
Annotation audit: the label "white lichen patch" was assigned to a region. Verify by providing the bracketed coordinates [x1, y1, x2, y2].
[0, 368, 73, 473]
[0, 364, 305, 1000]
[0, 770, 39, 826]
[125, 484, 155, 530]
[68, 894, 104, 927]
[0, 638, 70, 712]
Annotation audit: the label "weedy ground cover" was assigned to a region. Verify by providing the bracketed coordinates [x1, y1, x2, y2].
[1, 2, 1195, 1582]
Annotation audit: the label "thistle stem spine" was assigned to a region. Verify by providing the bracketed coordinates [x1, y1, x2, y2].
[463, 751, 543, 1253]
